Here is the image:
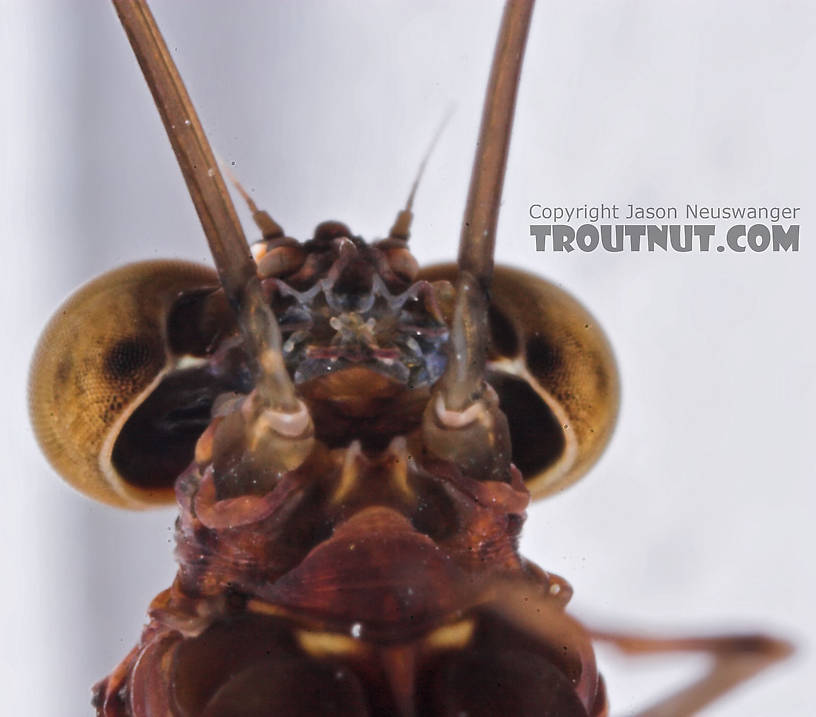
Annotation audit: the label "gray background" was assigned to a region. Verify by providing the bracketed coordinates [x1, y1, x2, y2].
[3, 1, 814, 715]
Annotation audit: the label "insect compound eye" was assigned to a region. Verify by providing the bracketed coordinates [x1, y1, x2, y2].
[370, 237, 421, 287]
[254, 238, 306, 279]
[418, 264, 620, 500]
[383, 246, 420, 283]
[103, 338, 158, 383]
[312, 221, 353, 245]
[29, 260, 245, 509]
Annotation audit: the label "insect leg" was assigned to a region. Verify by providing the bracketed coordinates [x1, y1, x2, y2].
[457, 0, 535, 289]
[423, 1, 534, 480]
[591, 629, 793, 717]
[463, 578, 607, 716]
[111, 0, 255, 311]
[112, 1, 313, 468]
[440, 0, 534, 410]
[92, 643, 140, 717]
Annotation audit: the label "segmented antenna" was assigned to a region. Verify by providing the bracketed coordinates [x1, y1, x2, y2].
[388, 108, 455, 241]
[112, 0, 299, 413]
[221, 160, 285, 241]
[442, 0, 535, 412]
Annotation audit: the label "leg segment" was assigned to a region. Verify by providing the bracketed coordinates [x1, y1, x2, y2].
[591, 629, 793, 717]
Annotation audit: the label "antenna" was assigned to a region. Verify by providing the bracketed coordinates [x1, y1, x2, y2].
[220, 160, 285, 240]
[388, 107, 455, 240]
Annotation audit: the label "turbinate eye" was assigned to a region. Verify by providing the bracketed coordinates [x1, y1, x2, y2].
[371, 238, 420, 284]
[254, 238, 306, 279]
[384, 247, 420, 282]
[418, 264, 620, 500]
[29, 260, 241, 509]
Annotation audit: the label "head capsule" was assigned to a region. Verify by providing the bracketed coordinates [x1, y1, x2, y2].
[252, 221, 451, 448]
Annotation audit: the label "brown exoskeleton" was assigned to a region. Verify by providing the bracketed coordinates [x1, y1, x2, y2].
[29, 1, 793, 715]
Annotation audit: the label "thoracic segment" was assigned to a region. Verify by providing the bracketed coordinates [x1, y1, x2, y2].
[93, 430, 604, 716]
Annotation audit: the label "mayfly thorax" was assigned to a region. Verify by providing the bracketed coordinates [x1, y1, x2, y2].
[29, 1, 792, 715]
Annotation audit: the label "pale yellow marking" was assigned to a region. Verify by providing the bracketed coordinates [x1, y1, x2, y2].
[246, 599, 289, 618]
[423, 619, 475, 651]
[193, 423, 215, 465]
[331, 440, 363, 503]
[388, 436, 414, 500]
[296, 629, 366, 658]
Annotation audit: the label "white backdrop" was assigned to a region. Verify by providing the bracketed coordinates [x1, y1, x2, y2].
[3, 1, 814, 715]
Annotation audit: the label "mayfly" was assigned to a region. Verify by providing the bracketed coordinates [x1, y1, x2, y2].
[29, 1, 792, 715]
